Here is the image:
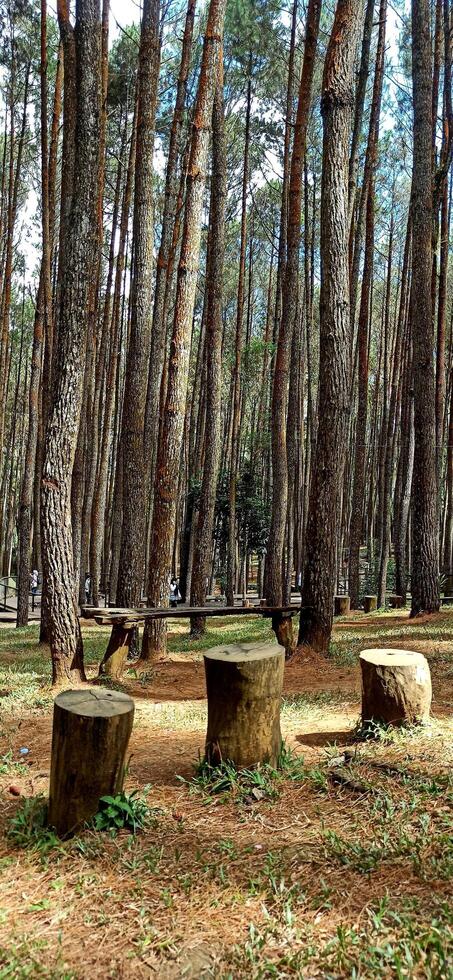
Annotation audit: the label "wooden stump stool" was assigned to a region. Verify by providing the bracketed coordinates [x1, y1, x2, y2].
[203, 642, 284, 768]
[334, 595, 350, 616]
[388, 594, 404, 609]
[48, 688, 135, 837]
[363, 595, 377, 613]
[360, 649, 431, 726]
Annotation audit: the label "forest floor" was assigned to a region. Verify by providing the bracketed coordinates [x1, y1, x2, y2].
[0, 609, 452, 978]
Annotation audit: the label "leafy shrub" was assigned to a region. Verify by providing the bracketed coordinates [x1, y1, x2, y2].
[92, 789, 152, 834]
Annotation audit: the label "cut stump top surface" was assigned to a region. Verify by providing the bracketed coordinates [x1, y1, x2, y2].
[204, 641, 284, 663]
[360, 648, 427, 668]
[54, 688, 134, 718]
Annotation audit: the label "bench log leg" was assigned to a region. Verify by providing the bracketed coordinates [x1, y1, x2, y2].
[271, 613, 295, 660]
[99, 625, 133, 679]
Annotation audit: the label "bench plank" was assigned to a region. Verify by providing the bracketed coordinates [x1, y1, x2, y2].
[83, 604, 299, 621]
[84, 604, 300, 679]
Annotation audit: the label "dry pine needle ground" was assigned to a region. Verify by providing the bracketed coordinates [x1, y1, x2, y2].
[0, 610, 452, 978]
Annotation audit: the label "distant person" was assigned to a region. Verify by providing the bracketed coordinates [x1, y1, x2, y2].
[84, 572, 92, 605]
[169, 577, 180, 608]
[30, 569, 39, 596]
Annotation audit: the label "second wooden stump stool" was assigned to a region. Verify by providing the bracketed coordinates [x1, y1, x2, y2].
[203, 642, 285, 768]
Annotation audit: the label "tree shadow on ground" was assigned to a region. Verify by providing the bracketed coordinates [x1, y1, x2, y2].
[295, 728, 354, 747]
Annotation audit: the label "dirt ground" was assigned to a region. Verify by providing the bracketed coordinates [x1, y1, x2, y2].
[0, 610, 452, 977]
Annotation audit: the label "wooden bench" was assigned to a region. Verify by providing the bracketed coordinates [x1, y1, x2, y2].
[81, 604, 300, 678]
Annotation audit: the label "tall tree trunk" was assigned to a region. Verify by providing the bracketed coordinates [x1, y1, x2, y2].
[348, 187, 374, 607]
[348, 0, 387, 607]
[114, 0, 160, 617]
[190, 52, 226, 634]
[142, 0, 227, 662]
[298, 0, 361, 655]
[90, 105, 137, 604]
[226, 55, 252, 606]
[377, 303, 406, 607]
[0, 60, 30, 459]
[410, 0, 440, 615]
[144, 0, 196, 500]
[17, 24, 62, 626]
[266, 0, 321, 606]
[443, 367, 453, 571]
[77, 0, 110, 603]
[273, 0, 298, 345]
[395, 389, 415, 600]
[436, 176, 448, 461]
[39, 0, 77, 646]
[41, 0, 101, 685]
[348, 0, 375, 227]
[435, 0, 452, 471]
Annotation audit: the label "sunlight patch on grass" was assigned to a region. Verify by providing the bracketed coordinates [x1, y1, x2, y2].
[282, 690, 359, 717]
[139, 699, 207, 730]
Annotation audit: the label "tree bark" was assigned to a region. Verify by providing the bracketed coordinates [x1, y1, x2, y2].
[17, 41, 62, 628]
[114, 0, 160, 617]
[144, 0, 196, 500]
[297, 0, 361, 655]
[190, 54, 226, 634]
[41, 0, 102, 685]
[142, 0, 227, 661]
[395, 391, 415, 601]
[266, 0, 321, 606]
[0, 59, 30, 460]
[227, 56, 252, 606]
[348, 0, 386, 608]
[91, 105, 137, 604]
[410, 0, 440, 615]
[348, 0, 375, 227]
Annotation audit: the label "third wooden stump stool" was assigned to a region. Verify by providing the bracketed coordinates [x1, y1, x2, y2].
[360, 648, 432, 726]
[203, 641, 285, 768]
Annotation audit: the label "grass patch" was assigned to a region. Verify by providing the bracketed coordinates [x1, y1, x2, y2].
[167, 615, 276, 653]
[0, 750, 29, 777]
[283, 690, 359, 714]
[179, 744, 329, 804]
[7, 796, 63, 856]
[146, 699, 207, 729]
[226, 896, 453, 979]
[0, 938, 76, 979]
